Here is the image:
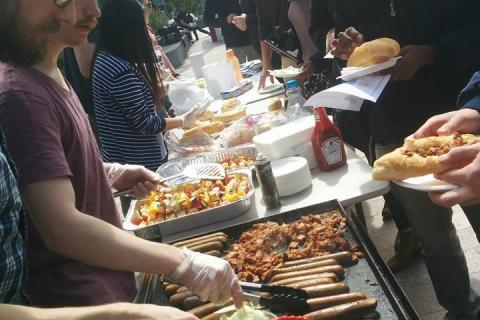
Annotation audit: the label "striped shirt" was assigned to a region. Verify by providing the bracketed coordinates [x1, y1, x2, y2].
[0, 132, 27, 304]
[92, 51, 167, 171]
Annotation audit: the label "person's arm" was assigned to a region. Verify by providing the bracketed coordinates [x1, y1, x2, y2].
[0, 303, 198, 320]
[203, 0, 228, 28]
[73, 43, 96, 79]
[110, 71, 166, 135]
[258, 41, 274, 89]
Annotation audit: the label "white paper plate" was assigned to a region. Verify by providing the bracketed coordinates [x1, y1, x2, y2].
[270, 66, 302, 78]
[258, 83, 284, 94]
[338, 56, 402, 81]
[394, 174, 457, 192]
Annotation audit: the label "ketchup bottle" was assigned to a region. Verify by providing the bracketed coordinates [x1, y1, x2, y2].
[311, 107, 347, 171]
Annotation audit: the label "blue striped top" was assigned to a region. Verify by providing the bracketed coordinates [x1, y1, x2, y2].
[92, 51, 167, 172]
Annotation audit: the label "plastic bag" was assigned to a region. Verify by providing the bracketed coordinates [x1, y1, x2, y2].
[167, 79, 212, 116]
[165, 129, 217, 158]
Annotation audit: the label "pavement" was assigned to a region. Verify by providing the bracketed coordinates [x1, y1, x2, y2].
[175, 33, 480, 319]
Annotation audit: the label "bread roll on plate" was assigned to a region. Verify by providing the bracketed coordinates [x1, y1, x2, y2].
[347, 38, 400, 68]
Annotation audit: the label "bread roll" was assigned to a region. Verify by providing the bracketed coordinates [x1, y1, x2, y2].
[221, 98, 241, 112]
[213, 105, 246, 124]
[184, 121, 225, 136]
[347, 38, 400, 67]
[268, 98, 283, 112]
[200, 110, 214, 121]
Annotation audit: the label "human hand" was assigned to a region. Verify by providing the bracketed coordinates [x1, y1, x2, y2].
[429, 143, 480, 207]
[111, 164, 160, 197]
[173, 248, 243, 308]
[297, 61, 314, 79]
[258, 68, 274, 90]
[331, 27, 364, 60]
[180, 105, 202, 128]
[227, 13, 237, 24]
[414, 109, 480, 138]
[232, 14, 247, 31]
[390, 45, 434, 81]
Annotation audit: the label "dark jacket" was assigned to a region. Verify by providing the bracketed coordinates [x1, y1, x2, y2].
[239, 0, 260, 54]
[254, 0, 291, 41]
[203, 0, 250, 48]
[312, 0, 480, 143]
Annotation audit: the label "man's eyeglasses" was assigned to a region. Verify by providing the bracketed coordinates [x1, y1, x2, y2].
[54, 0, 73, 8]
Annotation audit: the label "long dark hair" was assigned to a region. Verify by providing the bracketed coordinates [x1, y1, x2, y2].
[97, 0, 163, 105]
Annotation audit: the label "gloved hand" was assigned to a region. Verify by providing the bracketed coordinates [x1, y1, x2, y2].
[180, 105, 202, 128]
[173, 248, 243, 308]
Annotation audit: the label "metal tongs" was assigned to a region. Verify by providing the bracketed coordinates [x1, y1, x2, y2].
[239, 281, 309, 314]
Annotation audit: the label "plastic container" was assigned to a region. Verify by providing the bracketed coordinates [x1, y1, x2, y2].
[202, 62, 236, 97]
[189, 51, 205, 79]
[227, 49, 243, 84]
[285, 79, 310, 121]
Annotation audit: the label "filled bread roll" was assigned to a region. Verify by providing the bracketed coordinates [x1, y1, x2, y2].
[213, 105, 246, 124]
[184, 121, 225, 136]
[347, 38, 400, 68]
[221, 98, 241, 112]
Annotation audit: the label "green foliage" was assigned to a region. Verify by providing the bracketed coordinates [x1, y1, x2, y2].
[149, 9, 169, 30]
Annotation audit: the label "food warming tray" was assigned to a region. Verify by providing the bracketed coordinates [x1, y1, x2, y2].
[157, 144, 257, 179]
[122, 168, 255, 240]
[137, 200, 420, 319]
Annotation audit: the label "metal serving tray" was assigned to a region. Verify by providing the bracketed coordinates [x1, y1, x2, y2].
[138, 200, 419, 319]
[157, 144, 257, 178]
[122, 168, 255, 240]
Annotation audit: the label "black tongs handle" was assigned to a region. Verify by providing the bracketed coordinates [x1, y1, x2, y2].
[239, 281, 308, 299]
[242, 292, 309, 314]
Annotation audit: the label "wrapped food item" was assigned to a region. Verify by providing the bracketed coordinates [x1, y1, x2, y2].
[165, 129, 217, 158]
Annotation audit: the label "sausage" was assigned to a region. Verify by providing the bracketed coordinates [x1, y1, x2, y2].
[287, 277, 335, 289]
[272, 259, 339, 275]
[272, 273, 338, 286]
[169, 290, 195, 307]
[304, 298, 377, 320]
[204, 250, 222, 257]
[189, 302, 225, 318]
[183, 295, 208, 310]
[282, 252, 355, 268]
[270, 265, 345, 282]
[172, 232, 228, 247]
[181, 236, 228, 250]
[189, 240, 225, 253]
[176, 286, 189, 294]
[303, 282, 349, 298]
[307, 292, 367, 311]
[164, 283, 181, 296]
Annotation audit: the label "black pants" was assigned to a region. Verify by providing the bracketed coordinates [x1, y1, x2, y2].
[178, 23, 210, 41]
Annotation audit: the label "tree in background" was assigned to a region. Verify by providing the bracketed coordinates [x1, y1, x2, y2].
[167, 0, 205, 19]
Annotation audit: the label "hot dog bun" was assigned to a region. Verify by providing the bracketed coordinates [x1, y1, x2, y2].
[347, 38, 400, 67]
[221, 98, 241, 112]
[372, 134, 479, 181]
[212, 105, 246, 124]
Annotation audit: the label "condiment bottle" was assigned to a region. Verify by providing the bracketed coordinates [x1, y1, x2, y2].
[255, 153, 281, 209]
[285, 79, 310, 121]
[311, 107, 347, 171]
[226, 49, 243, 84]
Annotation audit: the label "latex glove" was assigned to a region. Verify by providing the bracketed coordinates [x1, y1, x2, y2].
[173, 248, 243, 308]
[110, 164, 161, 197]
[180, 105, 202, 128]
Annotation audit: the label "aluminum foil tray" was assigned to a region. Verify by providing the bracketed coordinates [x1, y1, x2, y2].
[157, 144, 257, 178]
[123, 168, 254, 240]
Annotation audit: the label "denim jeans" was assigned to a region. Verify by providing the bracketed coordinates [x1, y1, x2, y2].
[376, 142, 480, 319]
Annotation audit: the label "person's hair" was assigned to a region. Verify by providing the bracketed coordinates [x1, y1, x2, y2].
[97, 0, 163, 105]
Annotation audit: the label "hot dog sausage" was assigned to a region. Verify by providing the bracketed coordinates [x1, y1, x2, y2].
[287, 277, 335, 289]
[183, 295, 208, 310]
[271, 265, 344, 282]
[204, 250, 222, 257]
[307, 292, 367, 311]
[172, 232, 227, 247]
[169, 290, 195, 307]
[272, 259, 339, 275]
[164, 283, 181, 296]
[189, 240, 225, 253]
[282, 252, 355, 268]
[272, 273, 338, 286]
[303, 282, 349, 298]
[189, 302, 226, 318]
[181, 236, 228, 250]
[304, 298, 377, 320]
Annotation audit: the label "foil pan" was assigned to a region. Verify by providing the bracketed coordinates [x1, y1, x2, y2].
[123, 168, 254, 240]
[157, 144, 257, 178]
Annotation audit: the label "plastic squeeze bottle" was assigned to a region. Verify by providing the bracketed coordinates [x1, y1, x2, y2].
[226, 49, 243, 84]
[311, 107, 347, 171]
[285, 79, 310, 121]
